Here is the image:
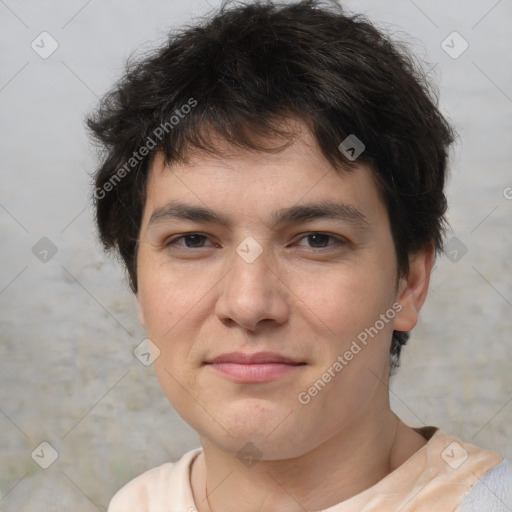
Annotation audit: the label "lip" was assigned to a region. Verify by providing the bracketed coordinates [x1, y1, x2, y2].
[204, 351, 306, 383]
[207, 351, 302, 365]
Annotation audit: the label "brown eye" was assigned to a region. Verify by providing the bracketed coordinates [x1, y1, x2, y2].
[166, 233, 212, 248]
[305, 233, 332, 248]
[295, 232, 344, 249]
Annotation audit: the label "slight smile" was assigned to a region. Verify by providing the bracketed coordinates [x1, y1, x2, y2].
[204, 351, 307, 383]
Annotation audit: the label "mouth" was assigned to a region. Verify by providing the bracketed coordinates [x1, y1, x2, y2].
[204, 351, 307, 383]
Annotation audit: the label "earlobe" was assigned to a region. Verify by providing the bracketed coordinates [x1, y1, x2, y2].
[393, 245, 435, 332]
[136, 293, 146, 328]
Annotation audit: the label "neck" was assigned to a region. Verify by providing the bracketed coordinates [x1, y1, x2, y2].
[191, 406, 427, 512]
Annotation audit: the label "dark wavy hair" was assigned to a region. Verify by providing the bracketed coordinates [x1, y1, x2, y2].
[86, 0, 454, 374]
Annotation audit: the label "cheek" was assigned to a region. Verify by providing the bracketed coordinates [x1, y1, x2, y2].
[137, 259, 206, 336]
[289, 263, 392, 337]
[136, 258, 211, 376]
[288, 264, 397, 390]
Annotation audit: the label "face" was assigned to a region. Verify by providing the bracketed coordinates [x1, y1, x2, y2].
[136, 123, 427, 460]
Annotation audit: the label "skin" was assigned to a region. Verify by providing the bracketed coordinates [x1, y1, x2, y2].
[135, 120, 434, 511]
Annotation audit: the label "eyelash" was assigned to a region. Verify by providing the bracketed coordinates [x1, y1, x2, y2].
[164, 232, 346, 251]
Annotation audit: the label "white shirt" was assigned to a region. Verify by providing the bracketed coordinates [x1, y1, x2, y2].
[108, 428, 510, 511]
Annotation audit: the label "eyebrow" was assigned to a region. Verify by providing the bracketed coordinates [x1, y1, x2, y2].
[147, 200, 369, 230]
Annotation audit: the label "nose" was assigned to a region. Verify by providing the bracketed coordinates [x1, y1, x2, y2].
[214, 242, 290, 331]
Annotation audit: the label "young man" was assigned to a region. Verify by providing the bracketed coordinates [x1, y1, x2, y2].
[87, 1, 511, 510]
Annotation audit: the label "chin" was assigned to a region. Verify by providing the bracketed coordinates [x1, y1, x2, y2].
[195, 409, 319, 460]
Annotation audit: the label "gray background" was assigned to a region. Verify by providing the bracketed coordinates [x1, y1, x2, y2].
[0, 0, 511, 510]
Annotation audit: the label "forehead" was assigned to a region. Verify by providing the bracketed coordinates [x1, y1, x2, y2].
[143, 123, 387, 228]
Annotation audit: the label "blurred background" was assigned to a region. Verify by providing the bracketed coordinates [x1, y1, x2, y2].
[0, 0, 511, 510]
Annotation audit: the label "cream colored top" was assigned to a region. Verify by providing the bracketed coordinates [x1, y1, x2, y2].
[108, 428, 505, 512]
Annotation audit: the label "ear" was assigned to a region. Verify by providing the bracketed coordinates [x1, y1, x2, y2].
[135, 293, 146, 328]
[393, 245, 435, 332]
